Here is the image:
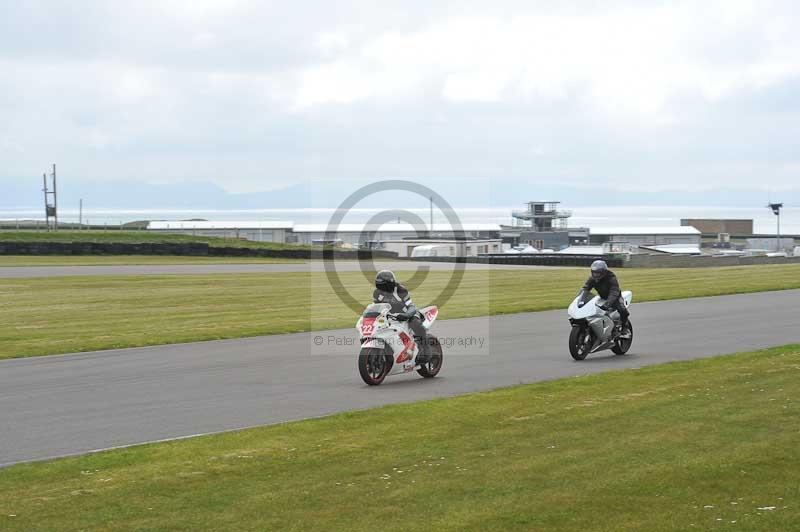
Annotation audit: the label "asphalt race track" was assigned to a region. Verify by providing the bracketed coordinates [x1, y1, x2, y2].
[0, 261, 561, 278]
[2, 289, 799, 466]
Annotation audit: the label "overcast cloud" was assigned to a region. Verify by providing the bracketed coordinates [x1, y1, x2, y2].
[1, 0, 799, 195]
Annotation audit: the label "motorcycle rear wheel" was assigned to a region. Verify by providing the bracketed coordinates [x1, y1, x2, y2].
[358, 347, 393, 385]
[569, 326, 591, 361]
[417, 335, 443, 378]
[612, 322, 633, 355]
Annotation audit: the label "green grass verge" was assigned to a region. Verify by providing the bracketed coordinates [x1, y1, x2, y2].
[0, 255, 306, 266]
[1, 345, 798, 531]
[0, 230, 315, 250]
[1, 264, 800, 359]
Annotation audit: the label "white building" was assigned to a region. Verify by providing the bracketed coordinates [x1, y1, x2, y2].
[746, 237, 796, 253]
[378, 238, 503, 258]
[147, 221, 294, 243]
[290, 223, 502, 247]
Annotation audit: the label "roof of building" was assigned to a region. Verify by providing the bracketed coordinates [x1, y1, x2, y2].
[148, 221, 294, 230]
[639, 244, 703, 255]
[292, 223, 501, 233]
[590, 226, 701, 236]
[380, 238, 501, 243]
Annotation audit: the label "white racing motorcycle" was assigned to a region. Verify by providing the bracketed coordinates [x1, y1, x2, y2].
[567, 291, 634, 360]
[356, 303, 443, 385]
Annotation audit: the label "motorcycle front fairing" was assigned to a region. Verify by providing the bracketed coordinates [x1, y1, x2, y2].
[568, 294, 615, 353]
[568, 293, 599, 321]
[357, 303, 390, 344]
[356, 304, 420, 375]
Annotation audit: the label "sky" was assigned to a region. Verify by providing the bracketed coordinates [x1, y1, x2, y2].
[1, 0, 799, 201]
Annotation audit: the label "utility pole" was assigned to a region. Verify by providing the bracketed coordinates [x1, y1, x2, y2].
[42, 172, 48, 230]
[79, 198, 83, 229]
[53, 164, 58, 229]
[768, 202, 783, 252]
[429, 196, 433, 235]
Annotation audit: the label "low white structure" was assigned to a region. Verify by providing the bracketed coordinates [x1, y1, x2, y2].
[291, 223, 501, 247]
[505, 244, 540, 254]
[589, 226, 701, 247]
[410, 244, 451, 258]
[557, 245, 606, 255]
[147, 221, 294, 243]
[746, 237, 796, 253]
[379, 238, 502, 258]
[557, 242, 635, 255]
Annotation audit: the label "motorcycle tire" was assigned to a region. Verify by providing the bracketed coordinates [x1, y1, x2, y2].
[358, 347, 393, 385]
[612, 322, 633, 355]
[417, 335, 443, 378]
[569, 326, 591, 361]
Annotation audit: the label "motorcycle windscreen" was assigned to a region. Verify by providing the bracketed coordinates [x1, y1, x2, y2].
[362, 302, 391, 317]
[568, 295, 601, 319]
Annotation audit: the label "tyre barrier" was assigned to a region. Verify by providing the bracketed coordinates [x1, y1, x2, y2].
[0, 241, 398, 260]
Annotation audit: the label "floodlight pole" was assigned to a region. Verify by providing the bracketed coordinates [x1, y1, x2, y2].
[52, 164, 58, 230]
[769, 202, 783, 252]
[429, 196, 433, 235]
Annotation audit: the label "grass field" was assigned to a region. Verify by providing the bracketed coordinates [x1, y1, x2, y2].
[0, 345, 797, 531]
[0, 255, 306, 266]
[1, 264, 799, 359]
[0, 230, 315, 250]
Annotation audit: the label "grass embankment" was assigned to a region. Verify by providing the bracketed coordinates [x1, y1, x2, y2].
[0, 230, 315, 250]
[0, 256, 305, 266]
[1, 345, 798, 531]
[1, 264, 799, 359]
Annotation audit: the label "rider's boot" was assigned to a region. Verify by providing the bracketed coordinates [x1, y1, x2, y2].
[415, 337, 431, 365]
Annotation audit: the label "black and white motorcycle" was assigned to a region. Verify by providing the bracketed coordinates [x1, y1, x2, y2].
[567, 291, 633, 360]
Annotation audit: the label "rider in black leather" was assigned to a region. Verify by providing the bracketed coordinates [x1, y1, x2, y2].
[580, 260, 630, 332]
[373, 270, 431, 363]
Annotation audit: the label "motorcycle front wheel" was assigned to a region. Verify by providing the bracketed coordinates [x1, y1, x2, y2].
[358, 347, 393, 385]
[417, 335, 443, 378]
[569, 326, 592, 361]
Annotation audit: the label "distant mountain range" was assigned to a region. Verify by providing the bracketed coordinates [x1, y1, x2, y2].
[2, 178, 798, 210]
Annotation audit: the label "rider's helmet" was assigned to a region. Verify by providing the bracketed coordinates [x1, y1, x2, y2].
[590, 260, 608, 281]
[375, 270, 398, 292]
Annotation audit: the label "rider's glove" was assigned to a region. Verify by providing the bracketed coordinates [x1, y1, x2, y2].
[395, 313, 410, 321]
[598, 304, 610, 311]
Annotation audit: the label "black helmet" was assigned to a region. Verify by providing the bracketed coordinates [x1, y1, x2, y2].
[590, 260, 608, 280]
[375, 270, 397, 291]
